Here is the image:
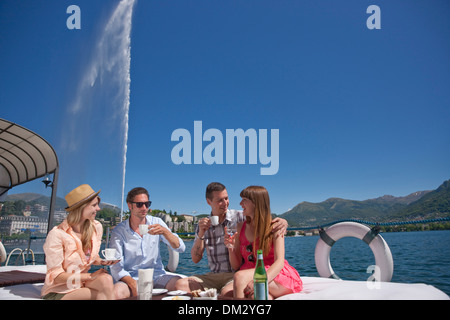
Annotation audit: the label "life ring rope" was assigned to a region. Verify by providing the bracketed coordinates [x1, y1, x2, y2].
[361, 225, 380, 244]
[319, 228, 336, 247]
[320, 225, 381, 247]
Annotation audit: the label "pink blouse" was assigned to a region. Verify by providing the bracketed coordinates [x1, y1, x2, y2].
[41, 219, 103, 297]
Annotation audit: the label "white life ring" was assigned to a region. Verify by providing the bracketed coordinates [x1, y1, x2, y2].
[0, 241, 7, 263]
[166, 244, 179, 273]
[314, 222, 394, 282]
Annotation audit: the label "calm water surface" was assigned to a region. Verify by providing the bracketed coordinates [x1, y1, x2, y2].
[170, 230, 450, 296]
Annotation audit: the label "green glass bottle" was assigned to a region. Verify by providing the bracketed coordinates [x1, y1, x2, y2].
[253, 249, 268, 300]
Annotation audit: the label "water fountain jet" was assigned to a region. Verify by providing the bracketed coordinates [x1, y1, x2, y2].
[59, 0, 136, 220]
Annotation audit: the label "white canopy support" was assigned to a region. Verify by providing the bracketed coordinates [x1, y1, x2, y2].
[0, 118, 59, 233]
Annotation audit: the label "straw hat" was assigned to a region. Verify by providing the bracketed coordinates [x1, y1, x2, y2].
[65, 184, 101, 212]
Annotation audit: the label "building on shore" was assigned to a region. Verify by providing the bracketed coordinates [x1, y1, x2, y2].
[0, 215, 48, 236]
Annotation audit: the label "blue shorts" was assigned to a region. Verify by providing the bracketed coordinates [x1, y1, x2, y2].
[153, 273, 182, 289]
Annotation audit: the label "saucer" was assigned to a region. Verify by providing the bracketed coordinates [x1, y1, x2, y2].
[167, 290, 187, 295]
[101, 258, 121, 263]
[162, 296, 190, 300]
[152, 288, 168, 295]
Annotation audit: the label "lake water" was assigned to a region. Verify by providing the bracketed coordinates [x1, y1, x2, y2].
[164, 230, 450, 296]
[3, 230, 450, 296]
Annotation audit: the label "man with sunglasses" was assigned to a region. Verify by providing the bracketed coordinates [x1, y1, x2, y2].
[110, 187, 186, 299]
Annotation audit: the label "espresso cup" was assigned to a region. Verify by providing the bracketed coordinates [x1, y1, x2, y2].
[139, 224, 148, 236]
[210, 215, 219, 226]
[101, 248, 117, 260]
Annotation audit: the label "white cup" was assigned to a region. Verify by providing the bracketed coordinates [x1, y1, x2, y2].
[101, 248, 117, 260]
[210, 215, 219, 226]
[139, 224, 148, 236]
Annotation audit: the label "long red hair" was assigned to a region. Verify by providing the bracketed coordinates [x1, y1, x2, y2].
[240, 186, 273, 256]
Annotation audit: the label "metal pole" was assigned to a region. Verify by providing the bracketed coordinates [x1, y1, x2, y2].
[46, 167, 59, 234]
[105, 227, 110, 248]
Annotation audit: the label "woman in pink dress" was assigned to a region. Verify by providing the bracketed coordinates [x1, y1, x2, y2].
[225, 186, 302, 299]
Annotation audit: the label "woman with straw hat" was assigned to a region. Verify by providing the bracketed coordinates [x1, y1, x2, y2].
[41, 184, 117, 300]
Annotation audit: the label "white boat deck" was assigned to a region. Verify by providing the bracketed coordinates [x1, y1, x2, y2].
[0, 265, 46, 300]
[0, 265, 448, 300]
[279, 276, 449, 300]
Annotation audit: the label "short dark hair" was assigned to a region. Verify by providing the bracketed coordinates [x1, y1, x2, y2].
[205, 182, 226, 200]
[126, 187, 149, 203]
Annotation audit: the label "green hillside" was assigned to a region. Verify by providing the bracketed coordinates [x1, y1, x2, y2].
[281, 180, 449, 227]
[391, 180, 450, 220]
[1, 193, 67, 215]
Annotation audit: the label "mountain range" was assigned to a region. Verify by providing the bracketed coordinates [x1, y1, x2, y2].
[2, 193, 119, 212]
[280, 179, 450, 228]
[3, 192, 67, 210]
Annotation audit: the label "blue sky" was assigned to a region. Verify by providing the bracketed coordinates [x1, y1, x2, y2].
[1, 0, 449, 217]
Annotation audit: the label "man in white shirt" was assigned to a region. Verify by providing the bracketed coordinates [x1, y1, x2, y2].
[111, 187, 185, 299]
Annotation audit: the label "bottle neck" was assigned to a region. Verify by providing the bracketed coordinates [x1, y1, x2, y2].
[256, 249, 264, 263]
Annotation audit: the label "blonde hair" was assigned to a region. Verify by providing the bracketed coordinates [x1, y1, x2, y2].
[240, 186, 273, 256]
[66, 196, 100, 252]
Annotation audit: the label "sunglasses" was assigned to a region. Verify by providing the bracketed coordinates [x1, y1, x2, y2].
[131, 201, 152, 208]
[246, 244, 255, 262]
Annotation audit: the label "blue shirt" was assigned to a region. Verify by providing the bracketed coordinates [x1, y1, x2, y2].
[109, 215, 185, 282]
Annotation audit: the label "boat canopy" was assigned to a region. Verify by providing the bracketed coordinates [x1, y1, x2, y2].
[0, 118, 59, 232]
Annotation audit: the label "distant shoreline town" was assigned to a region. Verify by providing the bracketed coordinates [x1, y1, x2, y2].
[1, 179, 449, 241]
